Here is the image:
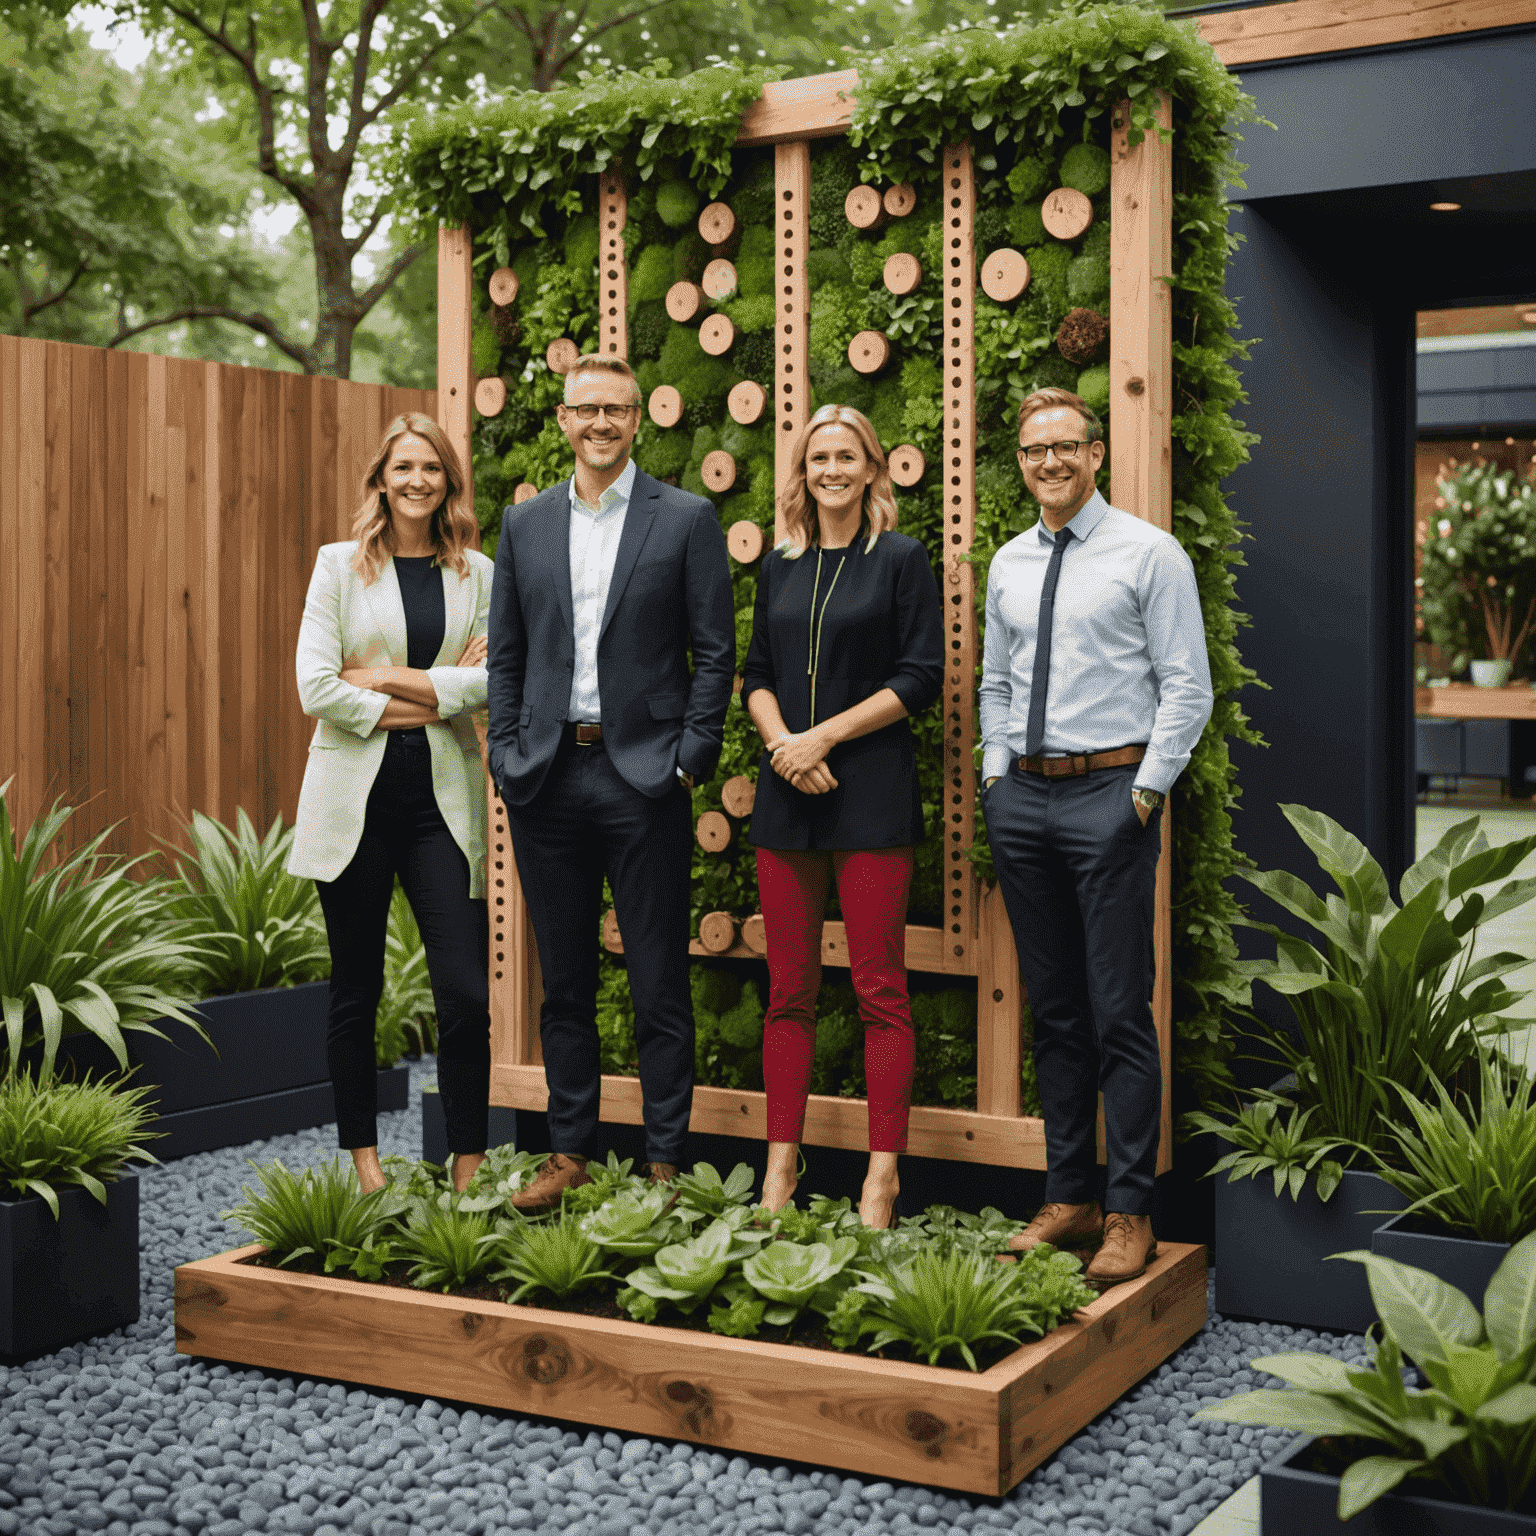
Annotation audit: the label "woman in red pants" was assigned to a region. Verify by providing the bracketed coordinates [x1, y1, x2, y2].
[742, 404, 944, 1227]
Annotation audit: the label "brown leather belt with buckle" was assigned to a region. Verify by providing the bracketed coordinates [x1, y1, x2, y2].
[571, 723, 604, 745]
[1018, 744, 1146, 777]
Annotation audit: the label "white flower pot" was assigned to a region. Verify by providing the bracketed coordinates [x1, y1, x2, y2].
[1470, 659, 1513, 688]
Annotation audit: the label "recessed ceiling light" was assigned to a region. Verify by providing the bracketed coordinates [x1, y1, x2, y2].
[1430, 201, 1461, 211]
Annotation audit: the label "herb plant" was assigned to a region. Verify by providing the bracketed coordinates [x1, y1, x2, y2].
[489, 1215, 616, 1303]
[393, 1200, 498, 1293]
[672, 1161, 756, 1220]
[222, 1158, 388, 1269]
[1187, 1097, 1350, 1203]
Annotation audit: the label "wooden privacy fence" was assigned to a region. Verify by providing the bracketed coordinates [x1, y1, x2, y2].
[0, 335, 433, 860]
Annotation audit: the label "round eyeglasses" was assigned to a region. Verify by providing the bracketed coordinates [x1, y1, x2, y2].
[1018, 440, 1091, 464]
[568, 403, 640, 421]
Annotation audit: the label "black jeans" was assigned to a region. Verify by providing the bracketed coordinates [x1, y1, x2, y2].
[505, 735, 694, 1165]
[315, 732, 490, 1154]
[984, 762, 1164, 1215]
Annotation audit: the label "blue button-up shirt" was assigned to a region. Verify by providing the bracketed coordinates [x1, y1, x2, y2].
[978, 490, 1213, 794]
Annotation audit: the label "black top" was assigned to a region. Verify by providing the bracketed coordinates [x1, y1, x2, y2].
[742, 531, 944, 850]
[392, 555, 445, 741]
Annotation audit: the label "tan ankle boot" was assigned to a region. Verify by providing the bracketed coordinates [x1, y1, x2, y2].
[508, 1153, 591, 1212]
[1084, 1213, 1157, 1289]
[1006, 1201, 1103, 1253]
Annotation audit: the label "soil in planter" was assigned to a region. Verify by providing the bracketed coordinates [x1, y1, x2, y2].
[1294, 1437, 1536, 1516]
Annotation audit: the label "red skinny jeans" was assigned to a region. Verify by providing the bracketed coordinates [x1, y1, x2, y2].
[757, 846, 915, 1152]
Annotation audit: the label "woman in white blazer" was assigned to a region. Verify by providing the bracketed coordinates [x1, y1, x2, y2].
[288, 411, 494, 1195]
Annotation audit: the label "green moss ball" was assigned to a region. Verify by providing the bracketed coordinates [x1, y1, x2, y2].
[629, 245, 673, 308]
[1076, 363, 1111, 417]
[1007, 155, 1052, 201]
[562, 214, 599, 273]
[629, 301, 669, 363]
[721, 294, 775, 334]
[1061, 144, 1111, 197]
[645, 426, 692, 481]
[733, 331, 774, 387]
[471, 317, 500, 380]
[1080, 219, 1111, 260]
[1024, 242, 1073, 309]
[807, 248, 852, 292]
[657, 322, 735, 407]
[1068, 252, 1110, 308]
[1007, 204, 1047, 248]
[656, 180, 701, 229]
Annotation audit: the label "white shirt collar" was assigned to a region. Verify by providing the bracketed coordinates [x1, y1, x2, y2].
[569, 457, 638, 517]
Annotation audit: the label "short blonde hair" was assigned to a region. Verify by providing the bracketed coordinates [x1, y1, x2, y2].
[1017, 387, 1104, 442]
[778, 405, 899, 558]
[350, 413, 476, 585]
[562, 354, 641, 405]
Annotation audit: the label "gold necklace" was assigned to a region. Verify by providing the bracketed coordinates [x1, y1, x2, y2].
[805, 546, 847, 727]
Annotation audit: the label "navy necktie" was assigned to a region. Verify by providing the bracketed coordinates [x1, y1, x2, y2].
[1023, 527, 1071, 759]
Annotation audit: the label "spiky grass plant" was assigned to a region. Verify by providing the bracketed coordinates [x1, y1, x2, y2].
[489, 1215, 616, 1303]
[221, 1158, 388, 1268]
[0, 1071, 160, 1217]
[395, 1200, 497, 1292]
[374, 882, 437, 1068]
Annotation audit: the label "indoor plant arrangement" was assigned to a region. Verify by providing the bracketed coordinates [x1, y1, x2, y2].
[1196, 1236, 1536, 1532]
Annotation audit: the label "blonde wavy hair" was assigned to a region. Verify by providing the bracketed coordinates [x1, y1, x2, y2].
[350, 413, 476, 585]
[777, 404, 899, 559]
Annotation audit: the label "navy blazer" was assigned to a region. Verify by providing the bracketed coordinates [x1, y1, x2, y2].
[486, 468, 735, 806]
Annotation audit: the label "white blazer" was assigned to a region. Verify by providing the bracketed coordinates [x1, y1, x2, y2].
[287, 541, 494, 896]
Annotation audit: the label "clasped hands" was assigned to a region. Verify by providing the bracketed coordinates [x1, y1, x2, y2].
[769, 728, 839, 795]
[341, 636, 487, 731]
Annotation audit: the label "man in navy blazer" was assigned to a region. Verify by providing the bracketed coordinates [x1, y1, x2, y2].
[487, 354, 734, 1206]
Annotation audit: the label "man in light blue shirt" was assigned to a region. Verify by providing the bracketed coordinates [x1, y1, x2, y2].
[981, 387, 1212, 1287]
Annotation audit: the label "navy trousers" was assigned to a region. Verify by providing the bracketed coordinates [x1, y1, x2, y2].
[505, 735, 695, 1165]
[984, 762, 1164, 1214]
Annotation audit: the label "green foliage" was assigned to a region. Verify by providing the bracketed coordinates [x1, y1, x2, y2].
[629, 245, 674, 307]
[1006, 155, 1051, 200]
[374, 882, 438, 1069]
[1022, 241, 1073, 315]
[394, 1199, 497, 1292]
[0, 1070, 159, 1218]
[672, 1159, 757, 1220]
[222, 1158, 388, 1270]
[489, 1214, 616, 1303]
[742, 1236, 861, 1325]
[620, 1213, 769, 1316]
[1076, 363, 1110, 416]
[1187, 1096, 1349, 1203]
[655, 180, 702, 228]
[1005, 203, 1047, 247]
[1060, 143, 1110, 196]
[580, 1186, 687, 1256]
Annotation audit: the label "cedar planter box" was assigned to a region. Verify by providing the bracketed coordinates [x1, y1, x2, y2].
[1261, 1435, 1536, 1534]
[1215, 1169, 1404, 1334]
[2, 1175, 139, 1365]
[174, 1241, 1208, 1496]
[1371, 1213, 1512, 1306]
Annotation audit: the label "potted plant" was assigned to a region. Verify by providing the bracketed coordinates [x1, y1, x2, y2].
[1195, 1237, 1536, 1533]
[1190, 806, 1536, 1332]
[1419, 459, 1536, 686]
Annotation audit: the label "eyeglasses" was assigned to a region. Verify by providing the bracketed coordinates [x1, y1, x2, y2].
[566, 403, 639, 421]
[1018, 440, 1092, 464]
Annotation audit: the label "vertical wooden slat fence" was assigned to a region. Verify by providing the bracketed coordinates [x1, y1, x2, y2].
[0, 335, 433, 861]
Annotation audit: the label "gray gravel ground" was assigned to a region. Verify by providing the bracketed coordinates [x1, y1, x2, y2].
[0, 1061, 1369, 1536]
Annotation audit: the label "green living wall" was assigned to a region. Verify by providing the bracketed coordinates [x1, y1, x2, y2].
[396, 6, 1262, 1117]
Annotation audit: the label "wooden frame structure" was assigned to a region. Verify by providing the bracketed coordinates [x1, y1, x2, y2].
[438, 75, 1176, 1173]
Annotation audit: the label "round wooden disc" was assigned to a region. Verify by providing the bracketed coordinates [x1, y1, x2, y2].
[698, 202, 736, 245]
[648, 386, 684, 429]
[728, 380, 767, 424]
[883, 252, 923, 296]
[741, 914, 768, 955]
[883, 183, 916, 218]
[701, 259, 737, 302]
[488, 267, 519, 306]
[665, 281, 705, 323]
[696, 811, 732, 853]
[701, 451, 737, 494]
[698, 911, 737, 954]
[888, 444, 926, 487]
[980, 248, 1031, 303]
[473, 377, 506, 417]
[1041, 187, 1094, 240]
[721, 775, 756, 817]
[726, 520, 764, 563]
[849, 330, 892, 375]
[545, 338, 580, 375]
[513, 483, 539, 504]
[699, 314, 735, 356]
[601, 909, 623, 953]
[844, 185, 883, 229]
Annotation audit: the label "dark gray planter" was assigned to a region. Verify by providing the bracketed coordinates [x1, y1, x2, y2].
[1262, 1435, 1536, 1534]
[420, 1086, 518, 1167]
[1372, 1213, 1512, 1307]
[1215, 1168, 1405, 1333]
[0, 1174, 139, 1365]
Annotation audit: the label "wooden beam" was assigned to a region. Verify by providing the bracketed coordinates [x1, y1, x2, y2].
[772, 142, 811, 544]
[975, 883, 1024, 1119]
[737, 69, 859, 146]
[436, 224, 474, 512]
[598, 170, 628, 360]
[687, 919, 964, 975]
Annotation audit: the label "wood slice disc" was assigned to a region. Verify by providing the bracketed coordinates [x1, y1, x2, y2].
[701, 451, 737, 493]
[844, 185, 884, 229]
[513, 483, 539, 504]
[665, 282, 705, 323]
[698, 202, 736, 245]
[1041, 187, 1094, 240]
[883, 183, 917, 218]
[545, 338, 580, 375]
[696, 811, 732, 853]
[701, 259, 738, 302]
[699, 314, 735, 356]
[488, 267, 520, 306]
[728, 380, 767, 424]
[980, 248, 1031, 303]
[726, 520, 764, 563]
[888, 444, 926, 487]
[601, 909, 623, 953]
[473, 377, 507, 417]
[648, 386, 684, 429]
[741, 914, 768, 955]
[883, 253, 923, 296]
[849, 330, 892, 375]
[721, 775, 756, 817]
[698, 912, 737, 954]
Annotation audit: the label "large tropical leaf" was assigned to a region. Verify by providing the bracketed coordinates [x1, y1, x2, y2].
[1337, 1456, 1425, 1520]
[1333, 1251, 1484, 1368]
[1281, 804, 1393, 917]
[1485, 1232, 1536, 1361]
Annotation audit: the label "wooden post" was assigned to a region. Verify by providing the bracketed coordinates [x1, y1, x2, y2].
[599, 170, 628, 359]
[436, 224, 475, 516]
[975, 883, 1023, 1118]
[773, 142, 811, 544]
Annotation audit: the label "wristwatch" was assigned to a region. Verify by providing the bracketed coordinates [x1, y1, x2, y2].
[1132, 787, 1164, 813]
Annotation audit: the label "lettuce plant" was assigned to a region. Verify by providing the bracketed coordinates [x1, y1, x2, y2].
[619, 1216, 768, 1318]
[742, 1237, 861, 1326]
[582, 1187, 688, 1256]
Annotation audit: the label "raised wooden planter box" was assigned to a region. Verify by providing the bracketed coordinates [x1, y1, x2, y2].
[175, 1241, 1208, 1495]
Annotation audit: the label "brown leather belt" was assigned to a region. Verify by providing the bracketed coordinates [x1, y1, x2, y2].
[1018, 745, 1146, 777]
[570, 722, 604, 745]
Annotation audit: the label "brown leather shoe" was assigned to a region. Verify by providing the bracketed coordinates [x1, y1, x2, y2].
[645, 1162, 678, 1188]
[1084, 1213, 1158, 1289]
[1006, 1201, 1103, 1254]
[508, 1153, 591, 1212]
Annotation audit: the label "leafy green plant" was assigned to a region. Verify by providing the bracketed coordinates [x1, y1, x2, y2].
[1197, 1237, 1536, 1517]
[892, 1203, 1027, 1257]
[394, 1200, 498, 1293]
[374, 882, 436, 1068]
[489, 1215, 616, 1303]
[619, 1215, 768, 1318]
[672, 1161, 756, 1220]
[1187, 1096, 1350, 1203]
[165, 809, 329, 995]
[581, 1186, 689, 1256]
[0, 1070, 160, 1217]
[741, 1237, 860, 1325]
[221, 1158, 388, 1268]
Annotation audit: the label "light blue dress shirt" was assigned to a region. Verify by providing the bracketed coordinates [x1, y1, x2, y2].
[566, 457, 637, 722]
[979, 490, 1213, 795]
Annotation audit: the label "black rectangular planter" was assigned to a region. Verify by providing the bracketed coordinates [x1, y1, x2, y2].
[0, 1175, 139, 1365]
[1215, 1168, 1404, 1333]
[1372, 1213, 1511, 1306]
[1262, 1435, 1536, 1534]
[420, 1086, 518, 1167]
